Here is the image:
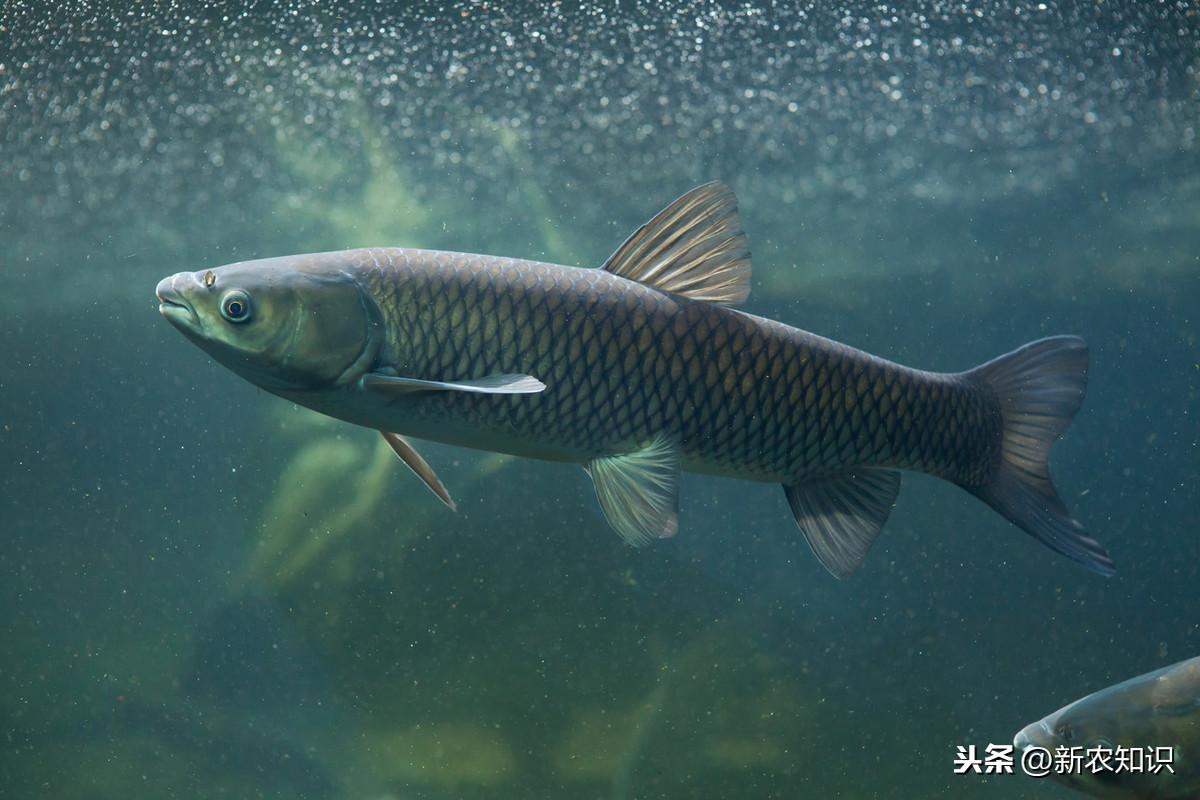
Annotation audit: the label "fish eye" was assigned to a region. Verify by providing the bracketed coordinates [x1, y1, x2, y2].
[1056, 722, 1075, 743]
[220, 289, 252, 323]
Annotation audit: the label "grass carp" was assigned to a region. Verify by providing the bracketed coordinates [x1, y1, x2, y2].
[156, 182, 1113, 578]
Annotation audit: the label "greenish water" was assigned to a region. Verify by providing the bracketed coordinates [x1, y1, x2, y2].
[2, 3, 1197, 798]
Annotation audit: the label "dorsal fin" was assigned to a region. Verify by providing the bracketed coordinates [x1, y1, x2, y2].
[601, 181, 751, 306]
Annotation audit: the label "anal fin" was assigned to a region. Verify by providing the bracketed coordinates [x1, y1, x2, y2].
[585, 435, 680, 546]
[380, 431, 457, 511]
[784, 468, 901, 579]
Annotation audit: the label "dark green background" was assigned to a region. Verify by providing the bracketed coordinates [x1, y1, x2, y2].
[2, 2, 1197, 798]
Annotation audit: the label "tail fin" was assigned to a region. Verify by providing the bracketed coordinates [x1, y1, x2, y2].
[965, 336, 1116, 576]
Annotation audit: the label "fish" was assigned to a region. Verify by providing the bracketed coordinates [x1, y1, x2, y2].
[1013, 656, 1200, 798]
[155, 181, 1114, 578]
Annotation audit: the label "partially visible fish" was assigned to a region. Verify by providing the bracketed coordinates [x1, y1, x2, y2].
[155, 182, 1114, 577]
[1014, 656, 1200, 798]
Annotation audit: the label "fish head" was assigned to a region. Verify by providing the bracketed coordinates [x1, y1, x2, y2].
[1013, 700, 1131, 798]
[1013, 659, 1200, 798]
[156, 256, 382, 392]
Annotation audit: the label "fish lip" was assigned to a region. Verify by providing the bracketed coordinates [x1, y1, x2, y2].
[156, 275, 198, 326]
[157, 295, 195, 323]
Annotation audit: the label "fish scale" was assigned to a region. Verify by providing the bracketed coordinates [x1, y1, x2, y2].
[353, 246, 999, 486]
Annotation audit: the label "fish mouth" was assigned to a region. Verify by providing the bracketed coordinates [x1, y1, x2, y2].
[1013, 719, 1052, 753]
[156, 274, 197, 326]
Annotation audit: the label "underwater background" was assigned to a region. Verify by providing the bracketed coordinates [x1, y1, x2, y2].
[1, 2, 1197, 798]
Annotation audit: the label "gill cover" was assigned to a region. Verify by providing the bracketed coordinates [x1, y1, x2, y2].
[263, 268, 382, 387]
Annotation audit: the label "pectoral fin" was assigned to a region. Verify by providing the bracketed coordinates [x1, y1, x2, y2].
[1154, 698, 1200, 718]
[363, 372, 546, 395]
[380, 431, 456, 511]
[585, 435, 680, 546]
[784, 468, 901, 579]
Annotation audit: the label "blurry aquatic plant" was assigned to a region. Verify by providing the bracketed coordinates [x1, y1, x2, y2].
[230, 407, 514, 596]
[483, 117, 580, 265]
[271, 105, 435, 251]
[553, 626, 815, 796]
[609, 675, 671, 800]
[265, 87, 588, 267]
[350, 720, 517, 791]
[231, 425, 392, 593]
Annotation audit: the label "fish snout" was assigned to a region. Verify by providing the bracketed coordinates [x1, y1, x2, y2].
[156, 272, 200, 326]
[1013, 719, 1053, 753]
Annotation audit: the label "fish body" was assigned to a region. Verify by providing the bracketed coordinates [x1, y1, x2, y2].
[279, 246, 994, 485]
[157, 182, 1113, 577]
[1014, 656, 1200, 799]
